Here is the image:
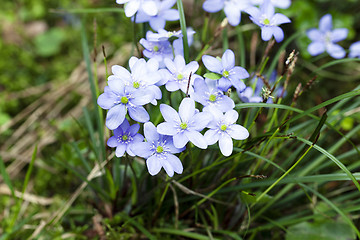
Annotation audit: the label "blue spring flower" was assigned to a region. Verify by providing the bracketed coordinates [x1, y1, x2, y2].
[131, 122, 185, 177]
[250, 0, 291, 9]
[157, 98, 213, 149]
[116, 0, 158, 17]
[246, 0, 291, 42]
[306, 14, 348, 59]
[132, 0, 179, 31]
[349, 41, 360, 58]
[202, 49, 249, 92]
[202, 0, 252, 26]
[97, 73, 154, 130]
[107, 119, 144, 157]
[162, 55, 200, 94]
[191, 77, 235, 112]
[204, 107, 249, 156]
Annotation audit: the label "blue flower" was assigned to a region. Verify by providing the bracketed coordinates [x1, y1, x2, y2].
[132, 0, 179, 31]
[191, 77, 235, 112]
[238, 87, 263, 103]
[116, 0, 158, 17]
[246, 0, 291, 42]
[131, 122, 185, 177]
[173, 28, 196, 57]
[97, 72, 154, 130]
[202, 49, 249, 91]
[157, 98, 213, 149]
[306, 14, 348, 59]
[250, 0, 291, 9]
[349, 41, 360, 58]
[140, 31, 174, 66]
[107, 119, 144, 157]
[162, 55, 200, 94]
[202, 0, 252, 26]
[113, 57, 163, 105]
[204, 107, 249, 156]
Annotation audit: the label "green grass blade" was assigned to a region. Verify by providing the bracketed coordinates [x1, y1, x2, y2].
[153, 228, 221, 240]
[176, 0, 189, 63]
[0, 155, 15, 198]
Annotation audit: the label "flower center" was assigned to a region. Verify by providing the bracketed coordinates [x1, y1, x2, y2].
[156, 145, 164, 153]
[220, 124, 227, 131]
[121, 96, 129, 104]
[222, 70, 229, 78]
[209, 94, 217, 102]
[177, 73, 184, 80]
[263, 18, 270, 25]
[180, 122, 188, 129]
[122, 135, 129, 141]
[133, 81, 140, 89]
[153, 45, 159, 52]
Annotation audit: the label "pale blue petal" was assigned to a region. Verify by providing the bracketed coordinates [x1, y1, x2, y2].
[161, 9, 180, 21]
[326, 43, 346, 59]
[161, 157, 174, 177]
[131, 142, 152, 158]
[165, 81, 180, 92]
[307, 42, 325, 56]
[108, 79, 125, 94]
[115, 144, 127, 157]
[125, 0, 140, 17]
[272, 26, 284, 42]
[219, 134, 233, 156]
[245, 6, 261, 20]
[191, 112, 213, 131]
[97, 93, 115, 110]
[271, 13, 291, 25]
[224, 110, 238, 124]
[166, 154, 183, 174]
[319, 14, 332, 33]
[261, 26, 273, 41]
[164, 58, 177, 73]
[203, 0, 224, 13]
[222, 49, 235, 70]
[141, 0, 158, 16]
[144, 122, 159, 142]
[119, 118, 130, 131]
[106, 104, 126, 130]
[128, 106, 150, 123]
[330, 28, 348, 43]
[224, 3, 241, 26]
[160, 0, 176, 10]
[131, 89, 154, 105]
[179, 98, 195, 122]
[107, 136, 118, 147]
[217, 77, 232, 91]
[149, 17, 166, 31]
[173, 132, 189, 148]
[261, 0, 274, 17]
[160, 104, 181, 123]
[128, 123, 140, 136]
[183, 61, 199, 75]
[228, 124, 249, 140]
[306, 29, 322, 41]
[202, 55, 222, 73]
[174, 55, 186, 70]
[205, 105, 223, 123]
[146, 155, 162, 176]
[215, 96, 235, 112]
[157, 122, 178, 135]
[112, 65, 131, 80]
[204, 129, 220, 145]
[185, 131, 208, 149]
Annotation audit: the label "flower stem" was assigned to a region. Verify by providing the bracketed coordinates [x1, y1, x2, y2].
[176, 0, 189, 63]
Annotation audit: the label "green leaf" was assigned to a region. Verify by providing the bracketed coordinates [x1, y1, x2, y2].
[204, 73, 222, 80]
[286, 220, 356, 240]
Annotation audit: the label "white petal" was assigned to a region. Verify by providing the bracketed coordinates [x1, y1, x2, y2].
[219, 134, 233, 156]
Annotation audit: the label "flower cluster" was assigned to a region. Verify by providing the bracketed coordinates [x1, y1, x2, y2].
[98, 47, 251, 177]
[106, 0, 360, 178]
